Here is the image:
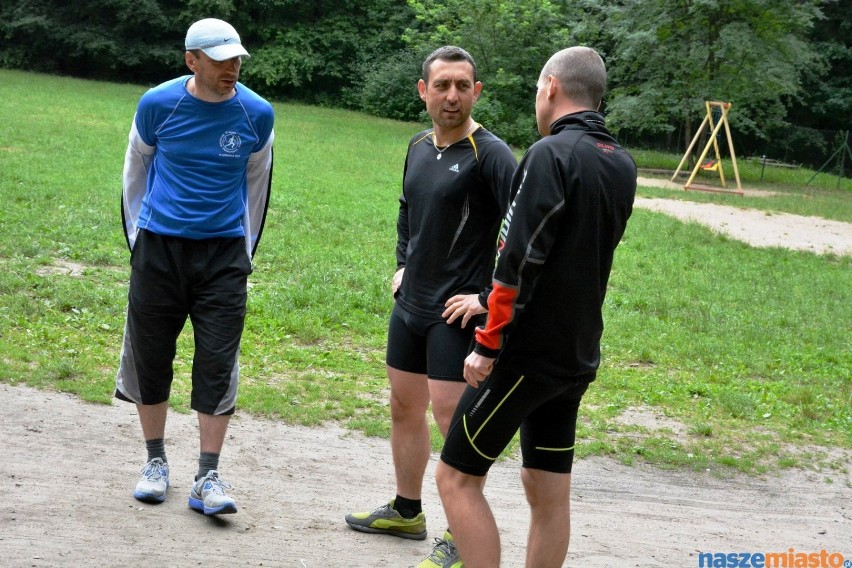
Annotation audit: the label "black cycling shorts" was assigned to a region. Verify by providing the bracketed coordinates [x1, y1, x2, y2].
[385, 302, 480, 381]
[115, 229, 252, 415]
[441, 367, 591, 476]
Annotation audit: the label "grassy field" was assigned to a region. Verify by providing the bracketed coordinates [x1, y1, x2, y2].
[0, 69, 849, 476]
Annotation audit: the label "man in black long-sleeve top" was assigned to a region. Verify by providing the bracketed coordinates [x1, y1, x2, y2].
[346, 45, 517, 567]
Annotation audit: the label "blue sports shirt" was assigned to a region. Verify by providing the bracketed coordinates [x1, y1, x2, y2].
[125, 76, 274, 244]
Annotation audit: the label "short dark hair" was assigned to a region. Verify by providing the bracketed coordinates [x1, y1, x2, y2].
[540, 47, 606, 109]
[421, 46, 477, 83]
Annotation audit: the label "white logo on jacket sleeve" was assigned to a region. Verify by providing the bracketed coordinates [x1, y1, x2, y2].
[220, 131, 242, 153]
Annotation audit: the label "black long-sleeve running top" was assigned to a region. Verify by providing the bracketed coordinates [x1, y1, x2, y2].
[474, 111, 637, 380]
[395, 125, 518, 318]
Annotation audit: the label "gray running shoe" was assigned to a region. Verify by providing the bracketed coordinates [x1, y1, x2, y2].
[345, 499, 427, 540]
[188, 470, 237, 515]
[133, 457, 169, 503]
[417, 531, 463, 567]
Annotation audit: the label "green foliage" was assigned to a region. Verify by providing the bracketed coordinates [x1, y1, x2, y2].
[789, 0, 852, 130]
[237, 0, 417, 104]
[0, 0, 186, 83]
[1, 0, 849, 161]
[595, 0, 823, 141]
[345, 48, 426, 122]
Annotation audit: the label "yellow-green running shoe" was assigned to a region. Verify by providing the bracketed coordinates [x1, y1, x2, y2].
[417, 531, 463, 567]
[344, 499, 427, 540]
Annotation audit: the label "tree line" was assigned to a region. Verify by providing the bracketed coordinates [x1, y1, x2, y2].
[2, 0, 849, 165]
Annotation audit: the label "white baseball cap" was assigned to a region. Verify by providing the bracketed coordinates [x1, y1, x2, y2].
[185, 18, 250, 61]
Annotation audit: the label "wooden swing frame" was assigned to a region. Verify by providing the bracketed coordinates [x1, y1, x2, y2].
[672, 101, 743, 195]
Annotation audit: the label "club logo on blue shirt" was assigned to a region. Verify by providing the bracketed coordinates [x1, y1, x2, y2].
[220, 131, 242, 154]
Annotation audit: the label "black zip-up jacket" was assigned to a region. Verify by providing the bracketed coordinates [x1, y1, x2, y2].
[474, 111, 636, 380]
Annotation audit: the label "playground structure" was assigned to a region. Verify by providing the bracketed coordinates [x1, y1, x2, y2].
[806, 130, 852, 189]
[672, 101, 743, 195]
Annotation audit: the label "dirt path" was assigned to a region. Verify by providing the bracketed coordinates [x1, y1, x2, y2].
[1, 384, 849, 567]
[635, 177, 852, 256]
[2, 182, 850, 567]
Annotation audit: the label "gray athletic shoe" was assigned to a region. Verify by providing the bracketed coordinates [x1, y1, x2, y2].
[133, 457, 169, 503]
[188, 470, 237, 515]
[345, 499, 427, 540]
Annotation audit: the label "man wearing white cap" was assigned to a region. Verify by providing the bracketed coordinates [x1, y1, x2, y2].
[115, 18, 274, 517]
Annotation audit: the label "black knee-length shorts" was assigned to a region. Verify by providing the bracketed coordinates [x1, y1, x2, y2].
[115, 229, 251, 415]
[441, 366, 592, 476]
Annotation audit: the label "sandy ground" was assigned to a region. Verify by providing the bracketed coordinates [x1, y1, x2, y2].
[634, 177, 852, 256]
[1, 384, 849, 568]
[2, 180, 850, 567]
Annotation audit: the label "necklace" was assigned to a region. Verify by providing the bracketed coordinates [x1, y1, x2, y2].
[433, 122, 477, 160]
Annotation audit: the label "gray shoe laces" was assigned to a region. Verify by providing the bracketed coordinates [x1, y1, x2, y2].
[202, 471, 233, 495]
[425, 537, 457, 563]
[140, 458, 166, 481]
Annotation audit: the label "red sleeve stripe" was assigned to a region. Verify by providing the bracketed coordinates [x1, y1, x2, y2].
[476, 282, 517, 350]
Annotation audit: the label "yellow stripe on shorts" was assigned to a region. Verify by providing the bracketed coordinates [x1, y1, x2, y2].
[534, 445, 575, 452]
[462, 375, 526, 461]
